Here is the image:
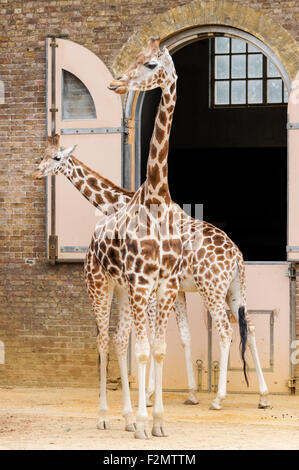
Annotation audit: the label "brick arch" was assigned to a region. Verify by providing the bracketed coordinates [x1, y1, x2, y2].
[112, 0, 299, 83]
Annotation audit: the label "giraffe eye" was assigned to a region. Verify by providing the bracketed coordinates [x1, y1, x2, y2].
[54, 155, 61, 161]
[144, 62, 157, 70]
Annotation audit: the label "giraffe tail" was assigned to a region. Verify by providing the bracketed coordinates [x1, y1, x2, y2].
[227, 261, 249, 386]
[238, 306, 249, 387]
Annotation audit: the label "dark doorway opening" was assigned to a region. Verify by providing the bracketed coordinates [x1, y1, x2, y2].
[140, 39, 287, 261]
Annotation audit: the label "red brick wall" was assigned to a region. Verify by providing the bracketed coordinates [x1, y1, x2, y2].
[0, 0, 298, 387]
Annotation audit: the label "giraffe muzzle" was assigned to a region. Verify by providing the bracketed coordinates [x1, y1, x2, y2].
[32, 170, 43, 179]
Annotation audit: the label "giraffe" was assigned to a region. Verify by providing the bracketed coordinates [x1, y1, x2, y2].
[35, 37, 184, 440]
[107, 37, 269, 412]
[34, 137, 270, 413]
[34, 37, 270, 434]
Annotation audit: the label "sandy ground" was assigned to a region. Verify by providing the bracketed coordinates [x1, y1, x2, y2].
[0, 387, 298, 450]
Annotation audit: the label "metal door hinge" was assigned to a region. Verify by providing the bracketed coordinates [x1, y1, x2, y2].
[287, 377, 296, 394]
[49, 235, 58, 265]
[211, 360, 219, 393]
[287, 263, 297, 279]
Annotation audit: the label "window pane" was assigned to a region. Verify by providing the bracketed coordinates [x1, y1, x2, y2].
[267, 79, 282, 103]
[215, 37, 230, 54]
[231, 55, 246, 78]
[248, 80, 263, 103]
[248, 43, 260, 53]
[231, 38, 246, 53]
[267, 59, 280, 77]
[248, 54, 263, 78]
[215, 55, 229, 79]
[62, 69, 96, 120]
[231, 80, 246, 104]
[215, 81, 229, 104]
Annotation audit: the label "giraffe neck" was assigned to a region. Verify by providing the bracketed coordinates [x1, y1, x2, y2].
[59, 156, 133, 215]
[145, 76, 177, 207]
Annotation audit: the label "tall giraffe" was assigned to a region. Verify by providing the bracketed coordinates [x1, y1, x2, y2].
[34, 38, 269, 435]
[36, 38, 183, 440]
[108, 37, 269, 411]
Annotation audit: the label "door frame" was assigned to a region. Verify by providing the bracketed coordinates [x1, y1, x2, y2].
[124, 25, 296, 391]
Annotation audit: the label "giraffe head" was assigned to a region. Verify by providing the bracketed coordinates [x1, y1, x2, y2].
[108, 37, 176, 94]
[33, 135, 77, 178]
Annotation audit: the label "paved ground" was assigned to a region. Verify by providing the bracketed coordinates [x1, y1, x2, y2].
[0, 387, 298, 450]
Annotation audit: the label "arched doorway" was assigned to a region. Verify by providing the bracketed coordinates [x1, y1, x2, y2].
[127, 26, 293, 394]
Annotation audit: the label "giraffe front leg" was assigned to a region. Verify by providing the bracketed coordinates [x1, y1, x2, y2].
[152, 340, 168, 437]
[85, 252, 113, 430]
[151, 291, 177, 438]
[146, 293, 156, 407]
[113, 288, 136, 432]
[209, 306, 232, 411]
[97, 349, 110, 430]
[134, 337, 151, 439]
[129, 289, 151, 440]
[174, 292, 199, 405]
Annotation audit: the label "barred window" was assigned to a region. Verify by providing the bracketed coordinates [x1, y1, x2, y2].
[211, 37, 288, 107]
[62, 69, 96, 120]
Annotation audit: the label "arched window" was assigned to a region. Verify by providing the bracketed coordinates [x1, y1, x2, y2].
[62, 69, 96, 120]
[212, 37, 288, 106]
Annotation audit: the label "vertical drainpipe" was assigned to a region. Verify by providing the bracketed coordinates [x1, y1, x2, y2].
[47, 34, 68, 265]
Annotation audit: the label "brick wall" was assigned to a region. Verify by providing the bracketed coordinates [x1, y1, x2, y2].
[0, 0, 299, 388]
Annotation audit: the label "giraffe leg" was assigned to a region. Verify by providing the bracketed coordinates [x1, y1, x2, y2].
[227, 270, 270, 408]
[248, 324, 270, 408]
[152, 286, 178, 438]
[208, 304, 232, 411]
[146, 293, 156, 407]
[129, 287, 152, 440]
[113, 287, 136, 432]
[174, 292, 198, 405]
[84, 250, 113, 430]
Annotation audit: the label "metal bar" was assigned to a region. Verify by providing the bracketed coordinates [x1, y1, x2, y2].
[287, 246, 299, 253]
[49, 36, 57, 240]
[287, 123, 299, 130]
[60, 246, 88, 253]
[60, 127, 125, 135]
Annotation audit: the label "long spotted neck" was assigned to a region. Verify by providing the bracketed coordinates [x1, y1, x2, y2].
[59, 155, 133, 215]
[145, 76, 177, 208]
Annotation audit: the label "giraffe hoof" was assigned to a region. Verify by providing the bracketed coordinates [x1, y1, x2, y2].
[97, 419, 110, 430]
[152, 425, 169, 437]
[258, 402, 271, 409]
[184, 391, 199, 405]
[258, 394, 270, 409]
[209, 403, 222, 410]
[134, 428, 151, 440]
[125, 423, 136, 432]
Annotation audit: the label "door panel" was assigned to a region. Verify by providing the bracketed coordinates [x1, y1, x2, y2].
[288, 72, 299, 261]
[131, 264, 290, 394]
[46, 38, 123, 260]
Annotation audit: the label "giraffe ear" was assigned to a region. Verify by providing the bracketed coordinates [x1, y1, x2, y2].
[61, 144, 77, 157]
[46, 136, 53, 146]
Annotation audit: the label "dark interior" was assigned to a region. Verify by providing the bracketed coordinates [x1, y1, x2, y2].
[140, 39, 287, 261]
